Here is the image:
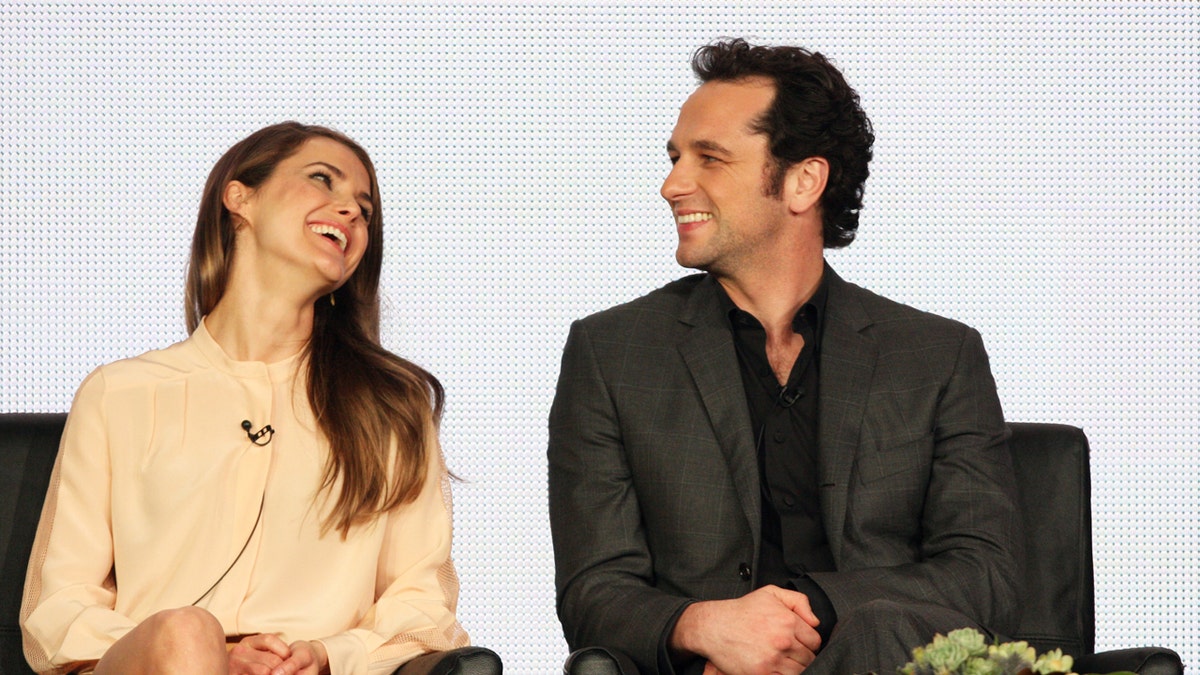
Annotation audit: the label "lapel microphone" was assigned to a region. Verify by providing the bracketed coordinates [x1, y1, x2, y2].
[241, 420, 274, 446]
[777, 385, 804, 408]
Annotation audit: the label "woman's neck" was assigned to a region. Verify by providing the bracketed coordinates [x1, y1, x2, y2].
[203, 286, 315, 363]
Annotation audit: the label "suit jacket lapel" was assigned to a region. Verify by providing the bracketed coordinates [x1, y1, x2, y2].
[818, 269, 877, 562]
[677, 276, 762, 553]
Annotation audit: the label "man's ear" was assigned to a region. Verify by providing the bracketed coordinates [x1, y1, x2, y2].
[784, 157, 829, 216]
[223, 180, 252, 226]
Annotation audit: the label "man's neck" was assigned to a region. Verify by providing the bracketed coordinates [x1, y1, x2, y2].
[715, 256, 825, 339]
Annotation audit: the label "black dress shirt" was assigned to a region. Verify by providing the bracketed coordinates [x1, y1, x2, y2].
[716, 275, 839, 645]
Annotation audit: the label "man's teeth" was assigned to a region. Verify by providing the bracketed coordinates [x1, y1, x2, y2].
[676, 212, 713, 224]
[309, 224, 348, 252]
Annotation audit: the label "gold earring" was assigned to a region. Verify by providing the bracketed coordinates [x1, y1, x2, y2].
[329, 293, 336, 307]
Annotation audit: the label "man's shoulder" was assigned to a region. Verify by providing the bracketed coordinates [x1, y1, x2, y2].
[831, 275, 979, 344]
[574, 273, 707, 331]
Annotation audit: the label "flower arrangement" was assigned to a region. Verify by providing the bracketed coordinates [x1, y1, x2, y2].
[897, 628, 1134, 675]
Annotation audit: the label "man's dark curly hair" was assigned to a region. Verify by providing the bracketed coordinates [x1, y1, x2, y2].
[692, 38, 875, 248]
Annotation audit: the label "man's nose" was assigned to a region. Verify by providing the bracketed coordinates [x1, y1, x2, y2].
[660, 161, 695, 202]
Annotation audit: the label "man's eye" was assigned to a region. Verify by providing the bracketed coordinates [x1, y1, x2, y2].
[310, 171, 332, 186]
[668, 155, 680, 165]
[701, 155, 720, 163]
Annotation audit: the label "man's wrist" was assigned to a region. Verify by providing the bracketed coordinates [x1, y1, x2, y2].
[672, 595, 724, 658]
[659, 600, 700, 674]
[668, 600, 715, 662]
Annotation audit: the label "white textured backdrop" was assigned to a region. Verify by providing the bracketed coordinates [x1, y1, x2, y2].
[2, 2, 1197, 672]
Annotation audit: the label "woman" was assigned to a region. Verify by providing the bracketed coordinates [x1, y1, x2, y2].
[21, 123, 469, 675]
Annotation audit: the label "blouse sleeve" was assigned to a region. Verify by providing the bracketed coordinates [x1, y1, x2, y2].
[21, 369, 139, 675]
[316, 422, 471, 675]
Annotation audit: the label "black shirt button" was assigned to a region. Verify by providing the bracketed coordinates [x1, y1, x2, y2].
[738, 563, 752, 581]
[773, 431, 786, 444]
[782, 494, 796, 508]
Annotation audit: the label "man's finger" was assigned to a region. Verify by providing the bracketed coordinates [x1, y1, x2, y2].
[790, 605, 822, 649]
[765, 585, 820, 627]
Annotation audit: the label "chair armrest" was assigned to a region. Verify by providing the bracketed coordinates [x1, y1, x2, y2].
[1075, 647, 1183, 675]
[563, 647, 641, 675]
[393, 647, 502, 675]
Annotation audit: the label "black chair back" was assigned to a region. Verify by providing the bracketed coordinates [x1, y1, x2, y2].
[1006, 422, 1095, 657]
[0, 413, 67, 675]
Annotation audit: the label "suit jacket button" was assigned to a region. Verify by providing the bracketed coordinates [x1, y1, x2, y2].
[738, 563, 751, 581]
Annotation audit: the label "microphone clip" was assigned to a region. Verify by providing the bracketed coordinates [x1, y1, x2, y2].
[241, 420, 275, 446]
[777, 386, 804, 408]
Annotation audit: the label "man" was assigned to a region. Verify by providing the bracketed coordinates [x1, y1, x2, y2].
[548, 39, 1022, 675]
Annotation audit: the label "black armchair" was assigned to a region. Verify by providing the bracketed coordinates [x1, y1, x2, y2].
[562, 423, 1183, 675]
[1008, 422, 1181, 675]
[0, 413, 501, 675]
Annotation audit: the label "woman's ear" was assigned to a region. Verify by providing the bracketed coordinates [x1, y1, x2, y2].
[223, 180, 252, 227]
[784, 157, 829, 216]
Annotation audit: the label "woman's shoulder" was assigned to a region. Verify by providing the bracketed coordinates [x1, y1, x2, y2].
[82, 332, 210, 394]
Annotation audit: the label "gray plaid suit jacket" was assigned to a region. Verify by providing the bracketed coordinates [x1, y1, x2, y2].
[548, 267, 1022, 674]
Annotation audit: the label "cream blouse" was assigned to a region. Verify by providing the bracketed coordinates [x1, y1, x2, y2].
[21, 320, 469, 675]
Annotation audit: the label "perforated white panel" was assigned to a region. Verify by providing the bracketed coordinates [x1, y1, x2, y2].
[2, 2, 1197, 672]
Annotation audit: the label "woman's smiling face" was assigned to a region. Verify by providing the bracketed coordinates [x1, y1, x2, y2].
[226, 136, 374, 291]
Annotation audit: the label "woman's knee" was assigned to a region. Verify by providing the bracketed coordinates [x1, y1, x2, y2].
[144, 606, 226, 647]
[97, 607, 227, 675]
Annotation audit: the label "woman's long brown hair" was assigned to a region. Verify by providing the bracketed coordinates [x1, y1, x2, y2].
[186, 122, 443, 536]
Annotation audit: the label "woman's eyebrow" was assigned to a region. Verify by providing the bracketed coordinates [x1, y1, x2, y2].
[305, 161, 372, 203]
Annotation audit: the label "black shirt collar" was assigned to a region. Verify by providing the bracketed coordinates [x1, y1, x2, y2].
[714, 267, 829, 348]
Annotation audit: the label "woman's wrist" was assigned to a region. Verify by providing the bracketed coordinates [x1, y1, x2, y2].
[310, 639, 331, 674]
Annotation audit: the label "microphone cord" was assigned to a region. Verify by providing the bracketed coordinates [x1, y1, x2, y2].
[190, 489, 266, 607]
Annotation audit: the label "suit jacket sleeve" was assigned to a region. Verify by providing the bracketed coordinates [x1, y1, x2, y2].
[548, 320, 694, 673]
[808, 326, 1022, 636]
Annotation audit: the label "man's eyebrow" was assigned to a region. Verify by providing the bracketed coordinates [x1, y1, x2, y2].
[665, 139, 733, 155]
[305, 161, 373, 203]
[692, 139, 731, 155]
